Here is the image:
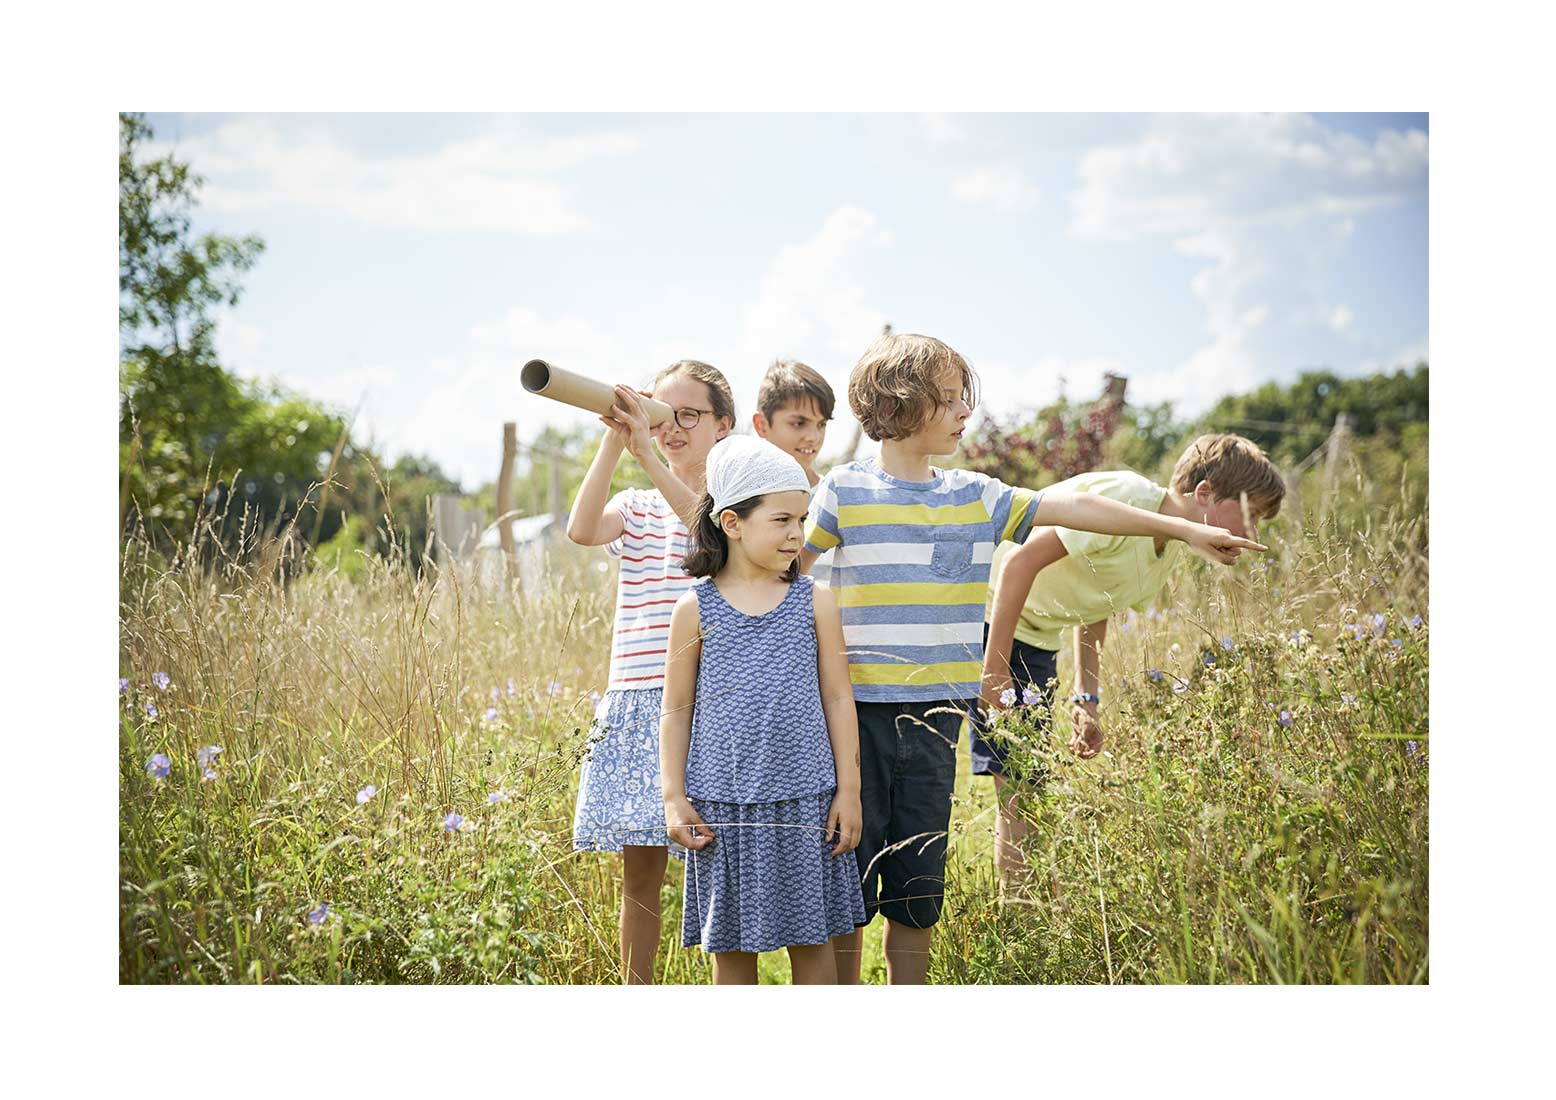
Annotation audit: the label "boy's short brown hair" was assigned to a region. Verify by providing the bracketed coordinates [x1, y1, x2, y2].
[757, 359, 835, 421]
[1171, 433, 1286, 519]
[848, 333, 978, 442]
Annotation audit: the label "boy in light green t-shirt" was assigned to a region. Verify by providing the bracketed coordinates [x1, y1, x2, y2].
[977, 434, 1285, 883]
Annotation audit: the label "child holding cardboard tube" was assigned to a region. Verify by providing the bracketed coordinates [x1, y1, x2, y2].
[566, 359, 736, 984]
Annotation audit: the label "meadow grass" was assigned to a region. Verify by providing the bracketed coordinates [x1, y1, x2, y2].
[119, 466, 1427, 984]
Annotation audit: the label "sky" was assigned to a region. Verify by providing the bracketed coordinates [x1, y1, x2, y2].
[142, 111, 1428, 489]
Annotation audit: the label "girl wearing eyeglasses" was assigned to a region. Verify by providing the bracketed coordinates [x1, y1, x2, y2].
[564, 359, 736, 983]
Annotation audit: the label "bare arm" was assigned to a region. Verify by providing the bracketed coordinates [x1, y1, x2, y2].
[814, 583, 861, 856]
[659, 593, 711, 849]
[565, 431, 628, 546]
[799, 547, 820, 575]
[1068, 619, 1107, 758]
[605, 386, 700, 528]
[981, 528, 1069, 713]
[1034, 492, 1266, 564]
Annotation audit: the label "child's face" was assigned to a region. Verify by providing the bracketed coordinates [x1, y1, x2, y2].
[754, 399, 829, 471]
[1194, 484, 1262, 542]
[725, 490, 810, 573]
[911, 365, 973, 457]
[652, 374, 731, 468]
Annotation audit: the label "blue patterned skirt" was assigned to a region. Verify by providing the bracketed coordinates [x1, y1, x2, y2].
[681, 790, 867, 954]
[573, 686, 679, 853]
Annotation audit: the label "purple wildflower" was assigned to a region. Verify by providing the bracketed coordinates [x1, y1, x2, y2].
[1022, 686, 1042, 706]
[443, 812, 464, 832]
[1406, 740, 1419, 756]
[152, 672, 171, 691]
[1148, 669, 1165, 682]
[1172, 680, 1188, 695]
[356, 784, 377, 804]
[488, 790, 506, 804]
[1340, 694, 1358, 709]
[307, 903, 329, 925]
[1371, 613, 1387, 636]
[490, 687, 500, 703]
[145, 701, 159, 721]
[119, 677, 130, 694]
[506, 678, 517, 698]
[1203, 652, 1216, 665]
[1220, 636, 1235, 652]
[999, 688, 1017, 707]
[484, 707, 499, 724]
[1409, 614, 1424, 630]
[146, 753, 171, 779]
[197, 745, 222, 769]
[1390, 637, 1404, 650]
[1278, 710, 1293, 728]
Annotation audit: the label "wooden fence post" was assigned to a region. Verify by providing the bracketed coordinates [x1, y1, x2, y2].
[497, 423, 518, 583]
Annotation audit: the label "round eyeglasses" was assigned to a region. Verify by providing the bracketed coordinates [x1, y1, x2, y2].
[670, 406, 716, 430]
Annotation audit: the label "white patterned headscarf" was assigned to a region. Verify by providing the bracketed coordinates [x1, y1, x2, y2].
[705, 435, 811, 518]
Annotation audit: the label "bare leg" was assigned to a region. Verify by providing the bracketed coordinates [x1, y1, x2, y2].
[620, 845, 668, 984]
[993, 773, 1032, 889]
[788, 942, 836, 985]
[831, 928, 863, 984]
[883, 919, 932, 985]
[712, 951, 759, 985]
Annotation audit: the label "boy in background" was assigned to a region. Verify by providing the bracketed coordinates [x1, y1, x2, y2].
[754, 359, 837, 586]
[977, 434, 1285, 886]
[800, 335, 1263, 984]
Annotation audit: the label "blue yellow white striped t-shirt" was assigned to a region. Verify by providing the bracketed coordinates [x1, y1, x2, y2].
[803, 458, 1041, 703]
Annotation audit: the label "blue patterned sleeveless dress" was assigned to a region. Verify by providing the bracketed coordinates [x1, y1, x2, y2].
[680, 574, 867, 953]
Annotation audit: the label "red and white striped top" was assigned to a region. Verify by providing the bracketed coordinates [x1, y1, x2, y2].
[604, 487, 695, 692]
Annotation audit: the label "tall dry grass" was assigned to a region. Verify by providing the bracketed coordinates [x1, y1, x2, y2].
[119, 460, 1426, 984]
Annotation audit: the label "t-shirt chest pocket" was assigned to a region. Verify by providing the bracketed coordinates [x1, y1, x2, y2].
[929, 529, 977, 577]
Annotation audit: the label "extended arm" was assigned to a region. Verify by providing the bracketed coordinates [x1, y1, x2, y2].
[565, 431, 628, 546]
[1034, 492, 1265, 564]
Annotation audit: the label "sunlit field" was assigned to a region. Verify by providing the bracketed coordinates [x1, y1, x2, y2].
[119, 460, 1427, 985]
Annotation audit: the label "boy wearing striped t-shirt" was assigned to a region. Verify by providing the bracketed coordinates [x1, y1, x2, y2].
[800, 333, 1264, 985]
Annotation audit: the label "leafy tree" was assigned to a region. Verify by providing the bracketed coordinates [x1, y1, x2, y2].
[119, 112, 345, 542]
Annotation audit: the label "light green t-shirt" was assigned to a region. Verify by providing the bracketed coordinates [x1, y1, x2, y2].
[987, 470, 1180, 651]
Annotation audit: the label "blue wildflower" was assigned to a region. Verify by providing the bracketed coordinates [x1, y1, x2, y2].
[1406, 740, 1419, 756]
[197, 745, 222, 769]
[1148, 669, 1165, 682]
[1340, 694, 1358, 709]
[1203, 652, 1216, 665]
[490, 687, 500, 703]
[1022, 686, 1042, 706]
[1409, 614, 1424, 630]
[146, 753, 171, 779]
[443, 812, 464, 832]
[1371, 613, 1387, 636]
[484, 707, 499, 724]
[1220, 636, 1235, 652]
[307, 903, 329, 925]
[488, 790, 506, 804]
[152, 672, 171, 691]
[999, 688, 1017, 707]
[145, 701, 158, 721]
[1172, 681, 1188, 695]
[119, 677, 130, 694]
[1391, 637, 1404, 650]
[506, 678, 517, 697]
[356, 784, 377, 804]
[1278, 710, 1293, 728]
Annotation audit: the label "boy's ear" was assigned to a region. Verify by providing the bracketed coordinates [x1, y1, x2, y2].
[1193, 479, 1217, 505]
[752, 412, 770, 438]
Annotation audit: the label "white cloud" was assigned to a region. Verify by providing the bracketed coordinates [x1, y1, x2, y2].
[214, 315, 266, 377]
[951, 164, 1040, 212]
[1068, 114, 1426, 410]
[920, 113, 966, 145]
[151, 117, 641, 235]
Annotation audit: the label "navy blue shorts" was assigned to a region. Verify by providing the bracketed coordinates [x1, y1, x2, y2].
[853, 699, 966, 929]
[969, 625, 1059, 777]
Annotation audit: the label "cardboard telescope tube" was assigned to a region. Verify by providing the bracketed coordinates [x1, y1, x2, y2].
[520, 359, 675, 428]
